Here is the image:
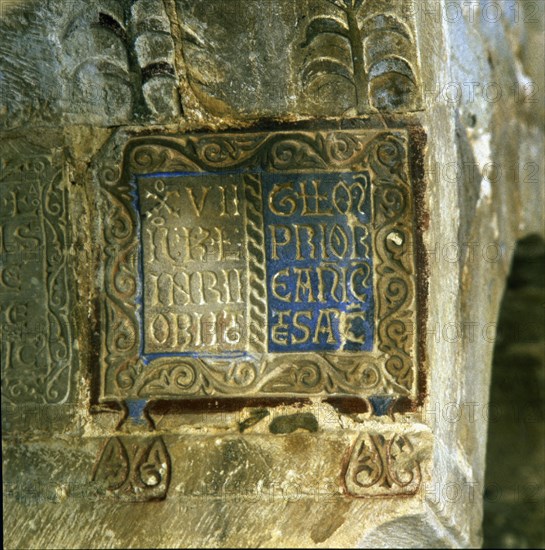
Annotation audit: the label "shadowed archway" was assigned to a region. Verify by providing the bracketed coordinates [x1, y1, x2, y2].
[483, 234, 545, 548]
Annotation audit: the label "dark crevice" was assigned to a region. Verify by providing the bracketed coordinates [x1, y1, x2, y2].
[483, 234, 545, 548]
[96, 13, 128, 45]
[141, 62, 176, 83]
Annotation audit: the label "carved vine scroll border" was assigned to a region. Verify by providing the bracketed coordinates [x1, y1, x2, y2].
[1, 147, 73, 405]
[97, 129, 417, 401]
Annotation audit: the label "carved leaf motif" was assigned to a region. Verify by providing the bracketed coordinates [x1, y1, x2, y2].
[345, 433, 422, 496]
[63, 8, 133, 120]
[63, 0, 179, 121]
[143, 364, 199, 394]
[92, 437, 171, 501]
[227, 362, 258, 387]
[388, 434, 420, 487]
[300, 16, 350, 48]
[327, 357, 381, 389]
[95, 12, 129, 45]
[385, 355, 413, 390]
[327, 0, 365, 10]
[269, 138, 328, 170]
[93, 437, 129, 490]
[138, 438, 170, 488]
[300, 2, 419, 112]
[359, 14, 412, 42]
[353, 436, 383, 487]
[261, 361, 323, 393]
[180, 22, 233, 116]
[367, 56, 416, 84]
[302, 57, 355, 89]
[181, 25, 205, 48]
[325, 133, 363, 163]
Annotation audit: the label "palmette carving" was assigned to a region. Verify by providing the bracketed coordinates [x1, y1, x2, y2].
[96, 128, 420, 402]
[62, 0, 180, 123]
[300, 0, 420, 114]
[177, 0, 420, 118]
[344, 432, 421, 496]
[92, 436, 171, 500]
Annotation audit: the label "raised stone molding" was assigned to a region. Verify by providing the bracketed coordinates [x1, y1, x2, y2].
[93, 125, 426, 403]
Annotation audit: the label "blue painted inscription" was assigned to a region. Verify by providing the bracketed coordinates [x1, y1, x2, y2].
[263, 173, 374, 352]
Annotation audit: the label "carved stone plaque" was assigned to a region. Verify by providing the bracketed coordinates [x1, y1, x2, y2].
[1, 138, 73, 405]
[96, 127, 423, 403]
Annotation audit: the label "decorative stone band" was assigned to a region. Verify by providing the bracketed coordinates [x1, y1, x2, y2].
[89, 429, 425, 501]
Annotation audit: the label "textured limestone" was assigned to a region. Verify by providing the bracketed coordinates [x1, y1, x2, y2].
[1, 0, 544, 547]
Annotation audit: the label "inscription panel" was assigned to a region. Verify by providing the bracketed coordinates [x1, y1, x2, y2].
[96, 128, 422, 401]
[264, 172, 374, 353]
[0, 139, 73, 405]
[139, 174, 247, 355]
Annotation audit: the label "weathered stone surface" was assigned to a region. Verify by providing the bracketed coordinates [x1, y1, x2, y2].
[177, 0, 421, 120]
[3, 422, 433, 546]
[0, 0, 182, 128]
[1, 0, 544, 548]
